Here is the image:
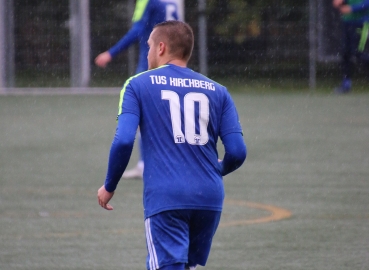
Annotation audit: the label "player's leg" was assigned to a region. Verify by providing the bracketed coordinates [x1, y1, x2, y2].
[145, 210, 190, 270]
[186, 210, 222, 268]
[335, 22, 353, 94]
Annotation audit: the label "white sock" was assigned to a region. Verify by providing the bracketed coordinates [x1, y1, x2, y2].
[137, 160, 144, 170]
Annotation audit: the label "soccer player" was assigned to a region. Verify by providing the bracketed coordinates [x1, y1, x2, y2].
[97, 21, 247, 270]
[333, 0, 369, 93]
[95, 0, 184, 178]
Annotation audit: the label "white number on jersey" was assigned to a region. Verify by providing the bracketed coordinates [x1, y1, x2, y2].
[162, 90, 209, 145]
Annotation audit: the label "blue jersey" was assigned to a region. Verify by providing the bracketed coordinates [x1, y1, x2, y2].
[108, 0, 184, 73]
[116, 64, 243, 218]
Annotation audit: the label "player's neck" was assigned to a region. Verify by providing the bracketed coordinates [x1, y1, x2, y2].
[165, 59, 187, 68]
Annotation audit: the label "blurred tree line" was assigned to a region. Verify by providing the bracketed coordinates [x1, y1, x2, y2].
[187, 0, 308, 76]
[205, 0, 306, 43]
[13, 0, 310, 85]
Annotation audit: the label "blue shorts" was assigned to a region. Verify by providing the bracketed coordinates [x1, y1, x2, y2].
[144, 209, 222, 270]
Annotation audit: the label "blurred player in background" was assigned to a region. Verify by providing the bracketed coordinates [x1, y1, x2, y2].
[95, 0, 184, 178]
[333, 0, 369, 93]
[98, 21, 247, 270]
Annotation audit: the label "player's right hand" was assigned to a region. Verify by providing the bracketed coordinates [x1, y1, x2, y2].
[95, 51, 112, 68]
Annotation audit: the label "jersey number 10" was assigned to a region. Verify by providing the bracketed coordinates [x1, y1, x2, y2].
[162, 90, 209, 145]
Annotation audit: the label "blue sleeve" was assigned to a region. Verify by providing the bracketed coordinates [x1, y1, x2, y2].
[219, 89, 243, 138]
[219, 132, 247, 176]
[104, 113, 140, 192]
[108, 20, 147, 58]
[351, 0, 369, 12]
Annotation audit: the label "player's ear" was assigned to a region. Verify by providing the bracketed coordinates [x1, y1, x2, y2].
[158, 42, 166, 56]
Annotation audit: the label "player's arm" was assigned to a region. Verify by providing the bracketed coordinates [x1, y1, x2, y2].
[219, 132, 247, 176]
[218, 89, 247, 176]
[107, 20, 148, 58]
[95, 0, 150, 67]
[98, 80, 140, 210]
[105, 113, 139, 189]
[95, 21, 147, 67]
[98, 112, 139, 210]
[107, 0, 151, 58]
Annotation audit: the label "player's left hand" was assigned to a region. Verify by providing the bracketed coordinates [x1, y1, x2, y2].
[97, 185, 114, 210]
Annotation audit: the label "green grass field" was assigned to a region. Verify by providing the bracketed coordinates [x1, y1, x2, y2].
[1, 89, 368, 269]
